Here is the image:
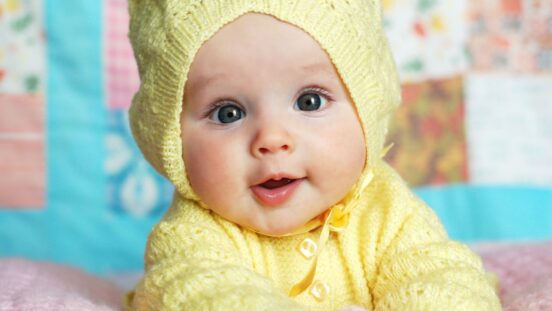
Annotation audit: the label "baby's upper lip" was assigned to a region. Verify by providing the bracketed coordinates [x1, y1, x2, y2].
[252, 172, 303, 186]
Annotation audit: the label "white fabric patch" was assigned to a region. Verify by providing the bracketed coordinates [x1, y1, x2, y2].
[0, 0, 45, 93]
[466, 73, 552, 186]
[383, 0, 469, 82]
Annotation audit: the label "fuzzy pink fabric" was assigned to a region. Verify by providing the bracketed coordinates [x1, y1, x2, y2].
[473, 241, 552, 311]
[0, 258, 123, 311]
[0, 241, 551, 310]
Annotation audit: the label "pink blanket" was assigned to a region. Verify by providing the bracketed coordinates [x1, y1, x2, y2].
[1, 241, 551, 310]
[0, 259, 123, 311]
[474, 241, 552, 310]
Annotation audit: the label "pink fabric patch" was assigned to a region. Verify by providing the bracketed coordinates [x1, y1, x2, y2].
[473, 241, 552, 310]
[0, 94, 45, 208]
[0, 95, 44, 133]
[0, 258, 124, 311]
[105, 0, 139, 109]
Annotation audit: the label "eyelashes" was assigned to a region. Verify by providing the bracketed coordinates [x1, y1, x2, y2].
[202, 86, 334, 124]
[300, 86, 334, 102]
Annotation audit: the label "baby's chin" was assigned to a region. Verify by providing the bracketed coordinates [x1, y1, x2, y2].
[251, 224, 300, 237]
[246, 213, 320, 237]
[257, 224, 298, 236]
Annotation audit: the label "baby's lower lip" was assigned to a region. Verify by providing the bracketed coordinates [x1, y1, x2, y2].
[250, 178, 305, 206]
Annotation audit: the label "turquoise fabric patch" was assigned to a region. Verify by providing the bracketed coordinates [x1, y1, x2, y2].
[415, 185, 552, 242]
[0, 0, 160, 274]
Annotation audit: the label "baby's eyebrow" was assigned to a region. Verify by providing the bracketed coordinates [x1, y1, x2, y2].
[187, 72, 230, 92]
[188, 62, 336, 92]
[300, 62, 338, 81]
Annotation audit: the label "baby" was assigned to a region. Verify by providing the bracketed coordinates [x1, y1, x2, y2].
[125, 1, 501, 310]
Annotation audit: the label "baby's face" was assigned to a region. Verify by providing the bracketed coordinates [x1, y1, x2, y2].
[181, 13, 365, 236]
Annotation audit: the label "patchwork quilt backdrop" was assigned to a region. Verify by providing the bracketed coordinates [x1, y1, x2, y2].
[0, 0, 551, 274]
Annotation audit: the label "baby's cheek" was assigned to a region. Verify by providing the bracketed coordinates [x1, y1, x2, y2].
[323, 123, 365, 169]
[183, 136, 244, 203]
[314, 116, 365, 196]
[341, 118, 367, 170]
[182, 137, 216, 191]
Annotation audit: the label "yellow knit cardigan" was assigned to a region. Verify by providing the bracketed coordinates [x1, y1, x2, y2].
[125, 163, 500, 310]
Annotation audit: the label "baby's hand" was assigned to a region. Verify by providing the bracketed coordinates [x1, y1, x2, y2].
[337, 306, 368, 311]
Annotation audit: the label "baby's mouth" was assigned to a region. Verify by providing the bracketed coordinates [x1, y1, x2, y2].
[251, 176, 305, 206]
[259, 178, 295, 189]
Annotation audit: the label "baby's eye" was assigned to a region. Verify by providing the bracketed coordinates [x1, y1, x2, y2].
[210, 103, 245, 124]
[294, 91, 328, 111]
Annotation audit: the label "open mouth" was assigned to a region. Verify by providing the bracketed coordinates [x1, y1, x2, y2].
[251, 177, 305, 206]
[259, 178, 295, 189]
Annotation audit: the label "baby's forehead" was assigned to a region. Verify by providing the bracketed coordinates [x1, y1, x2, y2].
[186, 25, 340, 95]
[187, 59, 340, 93]
[186, 13, 339, 83]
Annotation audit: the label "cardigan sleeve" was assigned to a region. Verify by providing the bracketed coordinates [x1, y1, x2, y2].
[370, 198, 501, 311]
[126, 205, 306, 311]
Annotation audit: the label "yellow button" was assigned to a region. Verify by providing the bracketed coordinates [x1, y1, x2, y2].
[298, 238, 317, 259]
[310, 280, 330, 301]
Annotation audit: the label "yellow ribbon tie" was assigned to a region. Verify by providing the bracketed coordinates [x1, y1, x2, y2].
[287, 166, 377, 297]
[288, 208, 335, 297]
[380, 142, 394, 158]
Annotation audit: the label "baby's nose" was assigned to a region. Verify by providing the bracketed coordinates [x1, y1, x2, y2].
[251, 124, 295, 158]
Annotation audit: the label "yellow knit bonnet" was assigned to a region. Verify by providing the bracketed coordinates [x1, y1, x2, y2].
[129, 0, 400, 202]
